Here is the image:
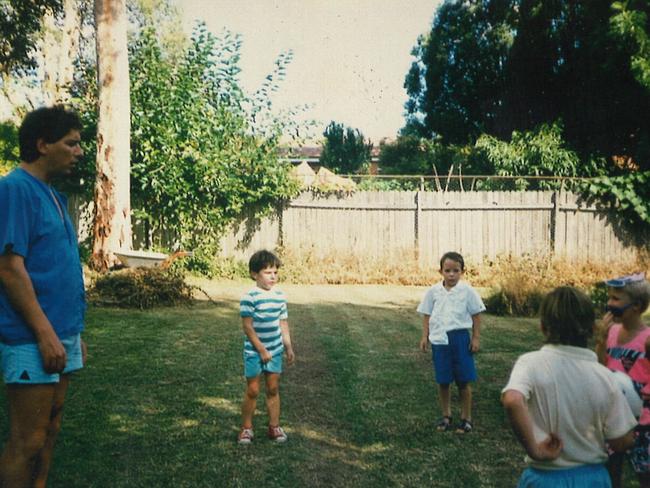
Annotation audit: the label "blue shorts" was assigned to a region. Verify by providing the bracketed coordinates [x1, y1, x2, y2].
[517, 464, 610, 488]
[431, 329, 477, 385]
[244, 352, 283, 378]
[0, 333, 83, 384]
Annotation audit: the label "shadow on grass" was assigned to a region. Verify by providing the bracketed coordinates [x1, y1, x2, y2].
[0, 294, 557, 487]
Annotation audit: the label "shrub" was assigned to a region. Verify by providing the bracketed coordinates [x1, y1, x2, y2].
[88, 267, 194, 309]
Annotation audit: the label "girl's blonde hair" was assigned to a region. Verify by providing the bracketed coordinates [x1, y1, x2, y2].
[620, 279, 650, 314]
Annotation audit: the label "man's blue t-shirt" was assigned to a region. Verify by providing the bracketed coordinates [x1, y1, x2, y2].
[0, 168, 85, 344]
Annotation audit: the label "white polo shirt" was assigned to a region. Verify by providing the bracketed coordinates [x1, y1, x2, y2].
[503, 345, 637, 469]
[416, 281, 485, 345]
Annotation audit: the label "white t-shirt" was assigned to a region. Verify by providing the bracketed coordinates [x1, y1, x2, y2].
[416, 281, 485, 345]
[503, 345, 637, 470]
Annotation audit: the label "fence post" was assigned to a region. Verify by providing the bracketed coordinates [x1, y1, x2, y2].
[551, 190, 559, 255]
[415, 190, 421, 263]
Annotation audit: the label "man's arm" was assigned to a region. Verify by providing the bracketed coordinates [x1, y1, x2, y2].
[0, 253, 66, 373]
[502, 389, 563, 461]
[280, 319, 294, 365]
[241, 316, 271, 363]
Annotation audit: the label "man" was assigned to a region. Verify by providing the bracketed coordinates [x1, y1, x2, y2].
[0, 106, 87, 487]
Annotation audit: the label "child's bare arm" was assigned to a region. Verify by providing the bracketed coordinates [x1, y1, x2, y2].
[595, 312, 615, 364]
[419, 315, 430, 351]
[470, 313, 481, 353]
[242, 316, 271, 362]
[502, 390, 563, 461]
[280, 319, 295, 365]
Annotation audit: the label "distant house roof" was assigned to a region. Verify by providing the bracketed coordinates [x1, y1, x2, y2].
[278, 146, 322, 162]
[278, 144, 381, 162]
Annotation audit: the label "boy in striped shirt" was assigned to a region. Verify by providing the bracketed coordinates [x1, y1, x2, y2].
[238, 250, 295, 444]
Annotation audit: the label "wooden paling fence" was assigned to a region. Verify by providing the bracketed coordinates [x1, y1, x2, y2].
[220, 191, 643, 266]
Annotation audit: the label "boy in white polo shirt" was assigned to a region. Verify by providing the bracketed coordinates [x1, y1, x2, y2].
[418, 251, 485, 433]
[502, 286, 636, 487]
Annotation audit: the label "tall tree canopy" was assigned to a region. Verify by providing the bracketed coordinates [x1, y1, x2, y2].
[405, 0, 650, 168]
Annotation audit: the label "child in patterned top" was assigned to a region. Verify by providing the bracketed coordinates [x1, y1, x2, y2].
[595, 272, 650, 488]
[238, 250, 295, 444]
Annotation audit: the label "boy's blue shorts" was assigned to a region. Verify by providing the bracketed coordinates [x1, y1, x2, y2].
[244, 351, 283, 378]
[517, 464, 610, 488]
[431, 329, 477, 385]
[0, 333, 83, 384]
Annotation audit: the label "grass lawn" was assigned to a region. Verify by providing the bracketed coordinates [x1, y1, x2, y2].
[0, 281, 638, 487]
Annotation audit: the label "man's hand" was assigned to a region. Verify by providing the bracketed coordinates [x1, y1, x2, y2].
[470, 335, 480, 353]
[419, 336, 429, 352]
[38, 332, 66, 374]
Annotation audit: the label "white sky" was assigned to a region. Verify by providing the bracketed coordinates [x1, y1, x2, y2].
[176, 0, 440, 142]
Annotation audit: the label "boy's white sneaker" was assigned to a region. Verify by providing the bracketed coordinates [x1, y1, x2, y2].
[238, 427, 254, 444]
[267, 425, 287, 443]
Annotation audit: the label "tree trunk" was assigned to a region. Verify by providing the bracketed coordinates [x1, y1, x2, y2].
[41, 0, 79, 105]
[91, 0, 131, 272]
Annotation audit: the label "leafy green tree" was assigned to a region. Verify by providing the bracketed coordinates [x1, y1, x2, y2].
[475, 122, 590, 189]
[0, 121, 18, 174]
[320, 121, 372, 174]
[0, 0, 62, 73]
[378, 135, 435, 175]
[406, 1, 650, 164]
[73, 22, 301, 272]
[610, 0, 650, 91]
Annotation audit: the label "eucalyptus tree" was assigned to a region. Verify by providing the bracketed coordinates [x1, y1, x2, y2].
[91, 0, 131, 271]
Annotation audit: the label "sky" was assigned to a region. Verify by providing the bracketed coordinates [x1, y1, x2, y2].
[176, 0, 440, 143]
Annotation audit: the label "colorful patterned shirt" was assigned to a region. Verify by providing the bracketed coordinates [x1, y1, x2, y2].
[240, 287, 288, 357]
[606, 323, 650, 425]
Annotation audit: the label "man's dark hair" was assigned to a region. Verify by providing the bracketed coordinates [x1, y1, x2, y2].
[249, 250, 282, 274]
[439, 251, 465, 271]
[540, 286, 595, 347]
[19, 106, 82, 162]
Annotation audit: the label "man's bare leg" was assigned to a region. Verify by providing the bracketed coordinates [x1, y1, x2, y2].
[0, 377, 69, 488]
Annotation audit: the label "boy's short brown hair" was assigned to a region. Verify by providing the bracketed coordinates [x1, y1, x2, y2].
[249, 249, 282, 274]
[439, 251, 465, 271]
[540, 286, 595, 347]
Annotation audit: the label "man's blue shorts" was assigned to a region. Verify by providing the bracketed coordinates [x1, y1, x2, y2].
[431, 329, 477, 385]
[0, 333, 83, 384]
[244, 351, 283, 378]
[517, 464, 611, 488]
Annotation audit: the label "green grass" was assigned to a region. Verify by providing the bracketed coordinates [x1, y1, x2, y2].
[0, 281, 637, 487]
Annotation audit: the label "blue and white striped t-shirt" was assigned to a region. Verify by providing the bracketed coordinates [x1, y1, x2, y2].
[240, 287, 288, 357]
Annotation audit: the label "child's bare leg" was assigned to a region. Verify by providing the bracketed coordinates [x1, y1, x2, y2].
[241, 376, 260, 428]
[607, 452, 624, 488]
[265, 373, 281, 426]
[458, 383, 472, 420]
[438, 384, 451, 417]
